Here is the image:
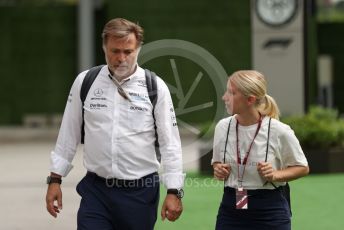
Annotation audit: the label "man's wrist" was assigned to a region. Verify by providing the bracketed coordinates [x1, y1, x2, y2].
[167, 188, 184, 199]
[50, 172, 62, 178]
[212, 162, 221, 168]
[46, 175, 62, 185]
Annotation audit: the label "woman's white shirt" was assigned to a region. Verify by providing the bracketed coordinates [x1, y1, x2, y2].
[212, 116, 308, 190]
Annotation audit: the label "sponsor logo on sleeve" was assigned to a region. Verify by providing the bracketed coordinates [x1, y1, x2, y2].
[67, 92, 72, 103]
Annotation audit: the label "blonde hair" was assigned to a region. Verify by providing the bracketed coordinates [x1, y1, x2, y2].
[102, 18, 144, 47]
[229, 70, 280, 120]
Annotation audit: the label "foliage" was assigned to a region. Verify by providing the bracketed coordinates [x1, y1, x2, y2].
[317, 1, 344, 23]
[282, 106, 344, 149]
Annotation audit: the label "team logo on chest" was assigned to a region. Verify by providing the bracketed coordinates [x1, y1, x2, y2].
[94, 88, 104, 97]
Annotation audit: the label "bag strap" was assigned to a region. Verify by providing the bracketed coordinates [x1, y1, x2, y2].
[265, 117, 272, 162]
[265, 117, 292, 213]
[144, 69, 158, 107]
[264, 118, 278, 188]
[144, 69, 160, 162]
[223, 118, 232, 163]
[80, 65, 104, 144]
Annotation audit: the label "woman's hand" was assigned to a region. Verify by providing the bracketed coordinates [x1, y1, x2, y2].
[257, 162, 275, 182]
[258, 162, 310, 182]
[213, 162, 231, 181]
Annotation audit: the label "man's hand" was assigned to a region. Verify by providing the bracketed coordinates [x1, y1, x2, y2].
[161, 194, 183, 222]
[213, 162, 231, 181]
[46, 183, 63, 218]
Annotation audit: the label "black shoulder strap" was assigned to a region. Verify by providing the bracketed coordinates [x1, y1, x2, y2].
[144, 69, 160, 161]
[80, 65, 104, 144]
[222, 117, 233, 186]
[265, 117, 272, 162]
[264, 117, 276, 188]
[144, 69, 158, 107]
[223, 118, 232, 163]
[265, 118, 292, 214]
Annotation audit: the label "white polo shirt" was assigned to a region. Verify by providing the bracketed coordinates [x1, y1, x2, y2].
[212, 116, 308, 190]
[50, 65, 184, 189]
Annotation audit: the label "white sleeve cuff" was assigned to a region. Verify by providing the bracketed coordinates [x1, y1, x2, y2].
[160, 173, 185, 189]
[50, 151, 74, 177]
[211, 158, 222, 165]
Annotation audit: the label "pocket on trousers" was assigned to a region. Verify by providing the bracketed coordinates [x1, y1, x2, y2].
[76, 177, 85, 196]
[131, 183, 160, 206]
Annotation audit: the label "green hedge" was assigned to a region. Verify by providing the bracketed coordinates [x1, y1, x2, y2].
[282, 106, 344, 149]
[0, 5, 76, 124]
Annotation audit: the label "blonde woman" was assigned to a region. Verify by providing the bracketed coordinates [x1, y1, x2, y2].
[212, 70, 309, 230]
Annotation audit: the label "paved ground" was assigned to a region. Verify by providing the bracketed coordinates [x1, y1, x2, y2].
[0, 127, 203, 230]
[0, 141, 84, 230]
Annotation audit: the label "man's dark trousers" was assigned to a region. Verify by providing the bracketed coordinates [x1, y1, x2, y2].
[76, 172, 160, 230]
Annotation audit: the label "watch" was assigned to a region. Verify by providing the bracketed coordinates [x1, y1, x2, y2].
[167, 188, 184, 199]
[255, 0, 298, 27]
[46, 176, 62, 185]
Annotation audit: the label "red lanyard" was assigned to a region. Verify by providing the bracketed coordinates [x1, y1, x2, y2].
[235, 114, 262, 187]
